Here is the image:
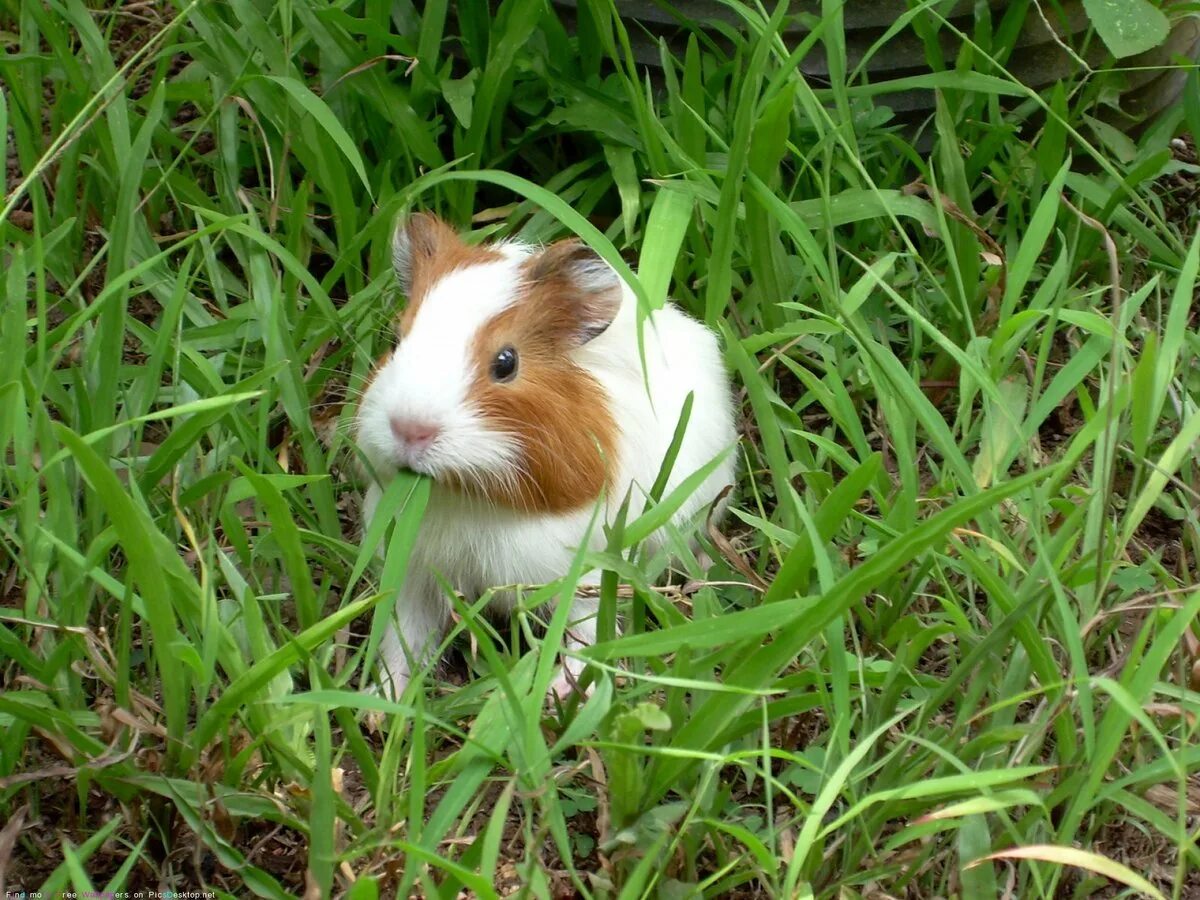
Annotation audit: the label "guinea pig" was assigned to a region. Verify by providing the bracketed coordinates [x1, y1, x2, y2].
[354, 212, 738, 701]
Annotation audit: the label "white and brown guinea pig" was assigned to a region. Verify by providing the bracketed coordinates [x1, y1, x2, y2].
[355, 212, 738, 700]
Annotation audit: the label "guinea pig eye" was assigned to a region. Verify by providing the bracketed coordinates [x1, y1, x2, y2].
[490, 346, 518, 383]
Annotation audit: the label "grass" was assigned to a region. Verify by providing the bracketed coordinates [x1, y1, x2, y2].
[1, 0, 1199, 897]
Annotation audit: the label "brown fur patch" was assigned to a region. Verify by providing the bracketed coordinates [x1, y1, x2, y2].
[523, 240, 622, 345]
[460, 243, 622, 514]
[393, 213, 502, 337]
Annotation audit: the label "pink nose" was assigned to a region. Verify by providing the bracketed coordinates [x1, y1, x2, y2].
[389, 416, 441, 450]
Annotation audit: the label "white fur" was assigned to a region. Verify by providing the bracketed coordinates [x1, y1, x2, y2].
[356, 256, 526, 483]
[357, 244, 739, 700]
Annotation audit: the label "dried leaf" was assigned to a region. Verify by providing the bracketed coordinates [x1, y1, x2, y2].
[0, 804, 28, 894]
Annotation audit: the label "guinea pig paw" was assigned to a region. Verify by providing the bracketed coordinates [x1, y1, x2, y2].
[547, 666, 593, 703]
[369, 671, 410, 704]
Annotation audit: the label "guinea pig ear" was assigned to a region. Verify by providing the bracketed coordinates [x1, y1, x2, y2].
[528, 240, 623, 346]
[392, 212, 459, 296]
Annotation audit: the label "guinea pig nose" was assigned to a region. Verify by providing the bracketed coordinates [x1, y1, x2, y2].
[389, 416, 441, 449]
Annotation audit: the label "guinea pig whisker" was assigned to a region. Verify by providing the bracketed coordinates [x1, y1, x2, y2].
[466, 467, 502, 503]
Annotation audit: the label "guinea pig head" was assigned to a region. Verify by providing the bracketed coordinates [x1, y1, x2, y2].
[356, 213, 622, 513]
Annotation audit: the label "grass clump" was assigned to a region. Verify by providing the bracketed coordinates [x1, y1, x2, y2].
[1, 1, 1198, 897]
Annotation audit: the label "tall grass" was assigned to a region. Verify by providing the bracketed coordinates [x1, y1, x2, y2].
[1, 0, 1198, 897]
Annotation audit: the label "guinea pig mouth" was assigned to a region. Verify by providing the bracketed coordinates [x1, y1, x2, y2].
[389, 451, 452, 486]
[391, 454, 434, 478]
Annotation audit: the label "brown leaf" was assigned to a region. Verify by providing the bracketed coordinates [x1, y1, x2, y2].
[303, 868, 322, 900]
[706, 485, 768, 591]
[1183, 625, 1200, 692]
[329, 53, 417, 90]
[1143, 702, 1197, 726]
[0, 803, 28, 895]
[277, 427, 292, 473]
[472, 204, 518, 224]
[585, 748, 613, 876]
[33, 726, 76, 763]
[1144, 783, 1200, 816]
[211, 794, 237, 843]
[110, 703, 167, 738]
[0, 737, 135, 789]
